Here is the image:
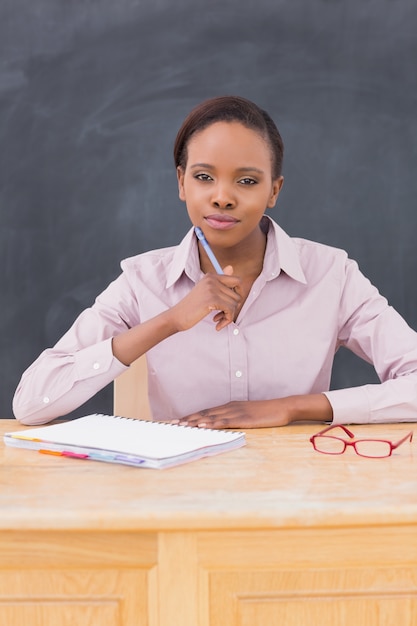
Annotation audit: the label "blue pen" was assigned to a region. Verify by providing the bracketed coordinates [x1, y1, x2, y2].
[194, 226, 224, 275]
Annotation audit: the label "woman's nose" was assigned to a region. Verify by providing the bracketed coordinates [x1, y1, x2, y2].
[211, 183, 236, 209]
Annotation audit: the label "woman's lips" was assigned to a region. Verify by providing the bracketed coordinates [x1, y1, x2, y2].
[204, 214, 239, 230]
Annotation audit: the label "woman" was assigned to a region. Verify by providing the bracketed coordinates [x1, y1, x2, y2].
[13, 96, 417, 427]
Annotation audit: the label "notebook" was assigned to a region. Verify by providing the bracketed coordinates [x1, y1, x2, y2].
[4, 414, 246, 469]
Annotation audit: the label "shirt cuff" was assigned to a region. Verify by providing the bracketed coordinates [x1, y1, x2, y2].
[74, 337, 128, 381]
[323, 387, 371, 425]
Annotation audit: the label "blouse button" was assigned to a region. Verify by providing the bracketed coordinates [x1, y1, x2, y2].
[43, 396, 50, 404]
[235, 370, 243, 378]
[233, 328, 239, 336]
[93, 362, 100, 370]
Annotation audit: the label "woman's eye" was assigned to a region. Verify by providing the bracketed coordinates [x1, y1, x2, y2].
[239, 177, 257, 185]
[195, 173, 213, 182]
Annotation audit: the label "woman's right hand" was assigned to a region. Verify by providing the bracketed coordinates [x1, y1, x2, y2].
[112, 266, 242, 367]
[170, 265, 242, 332]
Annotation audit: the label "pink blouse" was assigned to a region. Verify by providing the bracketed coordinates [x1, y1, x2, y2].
[13, 217, 417, 426]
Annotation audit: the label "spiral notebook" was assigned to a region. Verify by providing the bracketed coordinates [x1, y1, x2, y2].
[4, 414, 246, 469]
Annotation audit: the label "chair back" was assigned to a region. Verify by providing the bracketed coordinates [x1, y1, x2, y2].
[113, 355, 152, 419]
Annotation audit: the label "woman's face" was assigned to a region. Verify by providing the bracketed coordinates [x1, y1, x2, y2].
[177, 121, 283, 251]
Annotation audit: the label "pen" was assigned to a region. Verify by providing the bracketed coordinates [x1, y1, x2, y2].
[194, 226, 224, 275]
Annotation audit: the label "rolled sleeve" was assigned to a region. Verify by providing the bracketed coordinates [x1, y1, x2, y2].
[74, 338, 118, 380]
[324, 387, 371, 424]
[13, 339, 128, 425]
[325, 375, 417, 425]
[13, 270, 140, 424]
[325, 257, 417, 424]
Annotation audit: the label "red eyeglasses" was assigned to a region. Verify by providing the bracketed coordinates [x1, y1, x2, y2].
[310, 424, 413, 458]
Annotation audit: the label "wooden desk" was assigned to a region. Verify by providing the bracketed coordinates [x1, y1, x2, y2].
[1, 419, 417, 625]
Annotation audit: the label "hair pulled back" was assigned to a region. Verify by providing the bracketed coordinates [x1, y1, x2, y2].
[173, 95, 284, 179]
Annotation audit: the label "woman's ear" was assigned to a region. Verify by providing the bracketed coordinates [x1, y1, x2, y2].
[177, 166, 186, 201]
[267, 176, 284, 209]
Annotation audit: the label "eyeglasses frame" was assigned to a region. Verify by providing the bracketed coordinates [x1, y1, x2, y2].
[310, 424, 413, 458]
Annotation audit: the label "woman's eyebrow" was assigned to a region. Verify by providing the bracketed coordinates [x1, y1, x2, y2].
[189, 163, 265, 174]
[236, 167, 265, 174]
[189, 162, 214, 169]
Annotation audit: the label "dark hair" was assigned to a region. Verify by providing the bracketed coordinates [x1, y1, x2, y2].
[173, 95, 284, 179]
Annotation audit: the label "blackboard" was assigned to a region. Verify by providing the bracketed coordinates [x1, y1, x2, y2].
[2, 0, 417, 418]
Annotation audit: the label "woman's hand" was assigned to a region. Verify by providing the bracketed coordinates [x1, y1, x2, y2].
[169, 266, 242, 332]
[177, 400, 291, 429]
[176, 395, 333, 429]
[112, 267, 241, 367]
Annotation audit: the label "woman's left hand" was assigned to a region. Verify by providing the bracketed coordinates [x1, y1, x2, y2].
[177, 400, 292, 429]
[176, 394, 333, 429]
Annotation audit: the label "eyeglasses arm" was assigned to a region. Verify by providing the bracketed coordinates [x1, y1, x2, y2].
[312, 424, 356, 439]
[391, 431, 413, 451]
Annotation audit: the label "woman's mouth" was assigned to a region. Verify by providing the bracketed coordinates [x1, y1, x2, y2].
[204, 214, 239, 230]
